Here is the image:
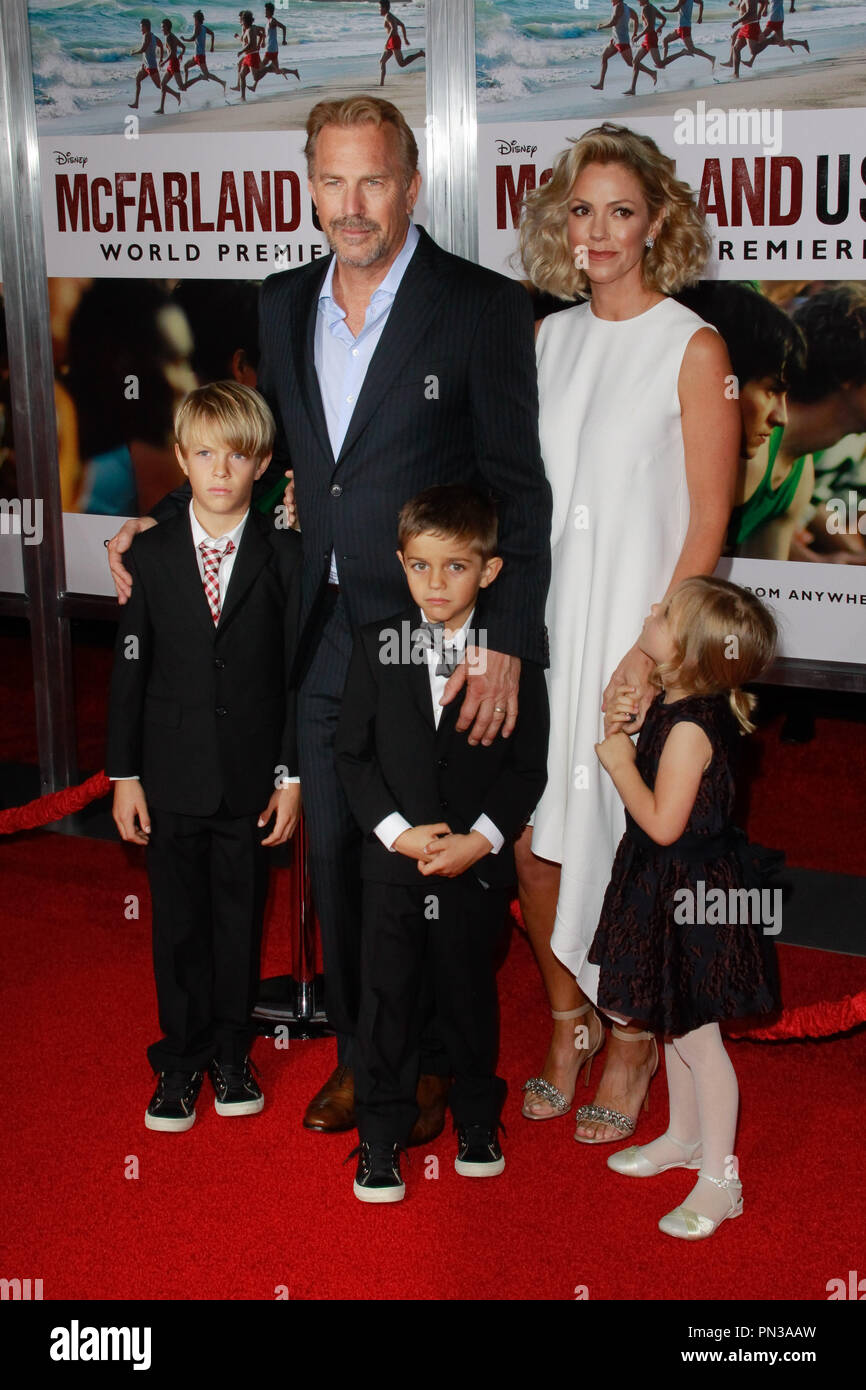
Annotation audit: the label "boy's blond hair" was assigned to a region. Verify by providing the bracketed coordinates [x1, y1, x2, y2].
[174, 381, 275, 460]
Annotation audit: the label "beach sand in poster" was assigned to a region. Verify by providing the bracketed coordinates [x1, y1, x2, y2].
[624, 48, 866, 117]
[140, 70, 427, 135]
[29, 0, 427, 136]
[476, 0, 866, 120]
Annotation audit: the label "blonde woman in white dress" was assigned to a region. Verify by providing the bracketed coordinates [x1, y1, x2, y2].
[517, 124, 740, 1141]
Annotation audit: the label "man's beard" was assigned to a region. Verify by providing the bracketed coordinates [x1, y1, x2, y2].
[326, 218, 389, 268]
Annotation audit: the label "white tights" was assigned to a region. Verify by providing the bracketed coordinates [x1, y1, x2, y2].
[640, 1022, 741, 1222]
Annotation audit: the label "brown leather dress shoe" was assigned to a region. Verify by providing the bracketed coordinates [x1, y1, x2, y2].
[303, 1065, 356, 1132]
[407, 1073, 451, 1147]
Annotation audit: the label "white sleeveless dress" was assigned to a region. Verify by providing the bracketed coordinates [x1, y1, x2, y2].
[532, 296, 711, 997]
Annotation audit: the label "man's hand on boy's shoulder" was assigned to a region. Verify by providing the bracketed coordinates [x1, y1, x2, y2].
[417, 830, 493, 878]
[107, 517, 157, 604]
[258, 782, 301, 846]
[112, 778, 151, 845]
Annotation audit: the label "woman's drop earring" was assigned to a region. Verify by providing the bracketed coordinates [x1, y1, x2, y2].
[644, 236, 655, 250]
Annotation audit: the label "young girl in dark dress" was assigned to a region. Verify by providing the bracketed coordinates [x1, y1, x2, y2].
[589, 576, 779, 1241]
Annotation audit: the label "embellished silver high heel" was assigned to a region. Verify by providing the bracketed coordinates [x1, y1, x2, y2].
[521, 1004, 604, 1119]
[658, 1173, 744, 1240]
[607, 1131, 702, 1177]
[573, 1025, 658, 1144]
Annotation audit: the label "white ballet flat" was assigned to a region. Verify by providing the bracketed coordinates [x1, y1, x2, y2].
[658, 1173, 743, 1241]
[607, 1131, 702, 1178]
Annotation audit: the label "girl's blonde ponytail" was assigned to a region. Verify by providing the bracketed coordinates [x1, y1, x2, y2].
[729, 687, 757, 734]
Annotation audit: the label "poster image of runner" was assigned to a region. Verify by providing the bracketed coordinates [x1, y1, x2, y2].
[476, 0, 864, 123]
[29, 1, 427, 136]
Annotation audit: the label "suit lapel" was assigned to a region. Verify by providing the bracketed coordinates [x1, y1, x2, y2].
[398, 607, 435, 731]
[162, 514, 218, 640]
[291, 260, 334, 469]
[336, 228, 447, 467]
[217, 510, 272, 634]
[435, 681, 464, 750]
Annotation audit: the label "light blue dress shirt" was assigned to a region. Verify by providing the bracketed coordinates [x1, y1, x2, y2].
[314, 220, 420, 584]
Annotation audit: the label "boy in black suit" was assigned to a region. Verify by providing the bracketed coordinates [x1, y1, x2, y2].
[107, 382, 302, 1133]
[335, 486, 549, 1202]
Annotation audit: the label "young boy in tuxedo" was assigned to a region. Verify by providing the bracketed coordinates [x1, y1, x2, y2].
[335, 485, 549, 1202]
[107, 381, 302, 1132]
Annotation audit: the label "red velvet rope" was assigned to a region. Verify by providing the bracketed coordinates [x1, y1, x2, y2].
[725, 991, 866, 1042]
[0, 771, 110, 833]
[1, 776, 864, 1041]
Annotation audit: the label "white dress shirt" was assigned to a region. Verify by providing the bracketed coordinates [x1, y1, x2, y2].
[188, 499, 248, 609]
[314, 220, 420, 584]
[373, 607, 504, 856]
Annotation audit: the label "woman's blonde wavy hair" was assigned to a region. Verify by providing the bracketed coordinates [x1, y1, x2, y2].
[653, 577, 778, 734]
[519, 123, 711, 300]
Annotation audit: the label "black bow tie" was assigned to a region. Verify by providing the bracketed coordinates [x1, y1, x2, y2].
[417, 620, 463, 678]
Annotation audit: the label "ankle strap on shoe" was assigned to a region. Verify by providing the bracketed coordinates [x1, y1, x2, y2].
[611, 1025, 654, 1042]
[698, 1171, 741, 1191]
[551, 1004, 593, 1021]
[663, 1132, 701, 1154]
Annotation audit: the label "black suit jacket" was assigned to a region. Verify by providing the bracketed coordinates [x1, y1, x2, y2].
[334, 606, 549, 888]
[152, 227, 551, 665]
[106, 507, 302, 817]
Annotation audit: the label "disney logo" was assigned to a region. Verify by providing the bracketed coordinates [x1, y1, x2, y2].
[53, 151, 88, 167]
[495, 139, 538, 158]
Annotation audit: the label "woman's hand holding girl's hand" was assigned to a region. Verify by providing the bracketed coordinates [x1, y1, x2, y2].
[603, 685, 640, 737]
[602, 644, 655, 731]
[595, 730, 638, 777]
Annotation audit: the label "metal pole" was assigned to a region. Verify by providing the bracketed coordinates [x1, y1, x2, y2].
[425, 0, 479, 261]
[0, 0, 77, 795]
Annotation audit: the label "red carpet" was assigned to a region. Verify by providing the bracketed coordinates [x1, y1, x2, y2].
[2, 832, 865, 1301]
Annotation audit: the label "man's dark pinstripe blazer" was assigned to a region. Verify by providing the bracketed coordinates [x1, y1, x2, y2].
[254, 225, 552, 666]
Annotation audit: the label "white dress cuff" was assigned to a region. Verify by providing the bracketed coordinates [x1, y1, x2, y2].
[374, 811, 414, 852]
[472, 814, 503, 854]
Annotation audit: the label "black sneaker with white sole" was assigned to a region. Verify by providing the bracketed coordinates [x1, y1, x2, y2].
[208, 1057, 264, 1116]
[454, 1123, 505, 1177]
[349, 1141, 406, 1204]
[145, 1070, 204, 1132]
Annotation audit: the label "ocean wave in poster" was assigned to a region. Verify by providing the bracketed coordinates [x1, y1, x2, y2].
[28, 0, 427, 125]
[475, 0, 866, 116]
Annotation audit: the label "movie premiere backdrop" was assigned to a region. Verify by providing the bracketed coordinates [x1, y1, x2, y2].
[5, 0, 865, 670]
[16, 0, 428, 592]
[475, 0, 866, 666]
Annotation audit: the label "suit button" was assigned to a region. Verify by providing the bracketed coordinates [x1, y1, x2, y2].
[438, 757, 448, 768]
[330, 484, 342, 498]
[214, 658, 225, 669]
[441, 799, 449, 809]
[216, 706, 228, 717]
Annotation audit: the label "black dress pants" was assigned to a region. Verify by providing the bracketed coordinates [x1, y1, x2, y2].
[145, 804, 268, 1073]
[297, 591, 449, 1075]
[355, 875, 509, 1146]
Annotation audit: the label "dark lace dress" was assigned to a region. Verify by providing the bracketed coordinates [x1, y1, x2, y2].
[588, 692, 779, 1036]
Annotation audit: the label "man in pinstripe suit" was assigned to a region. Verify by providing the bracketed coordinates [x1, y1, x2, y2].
[107, 95, 551, 1137]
